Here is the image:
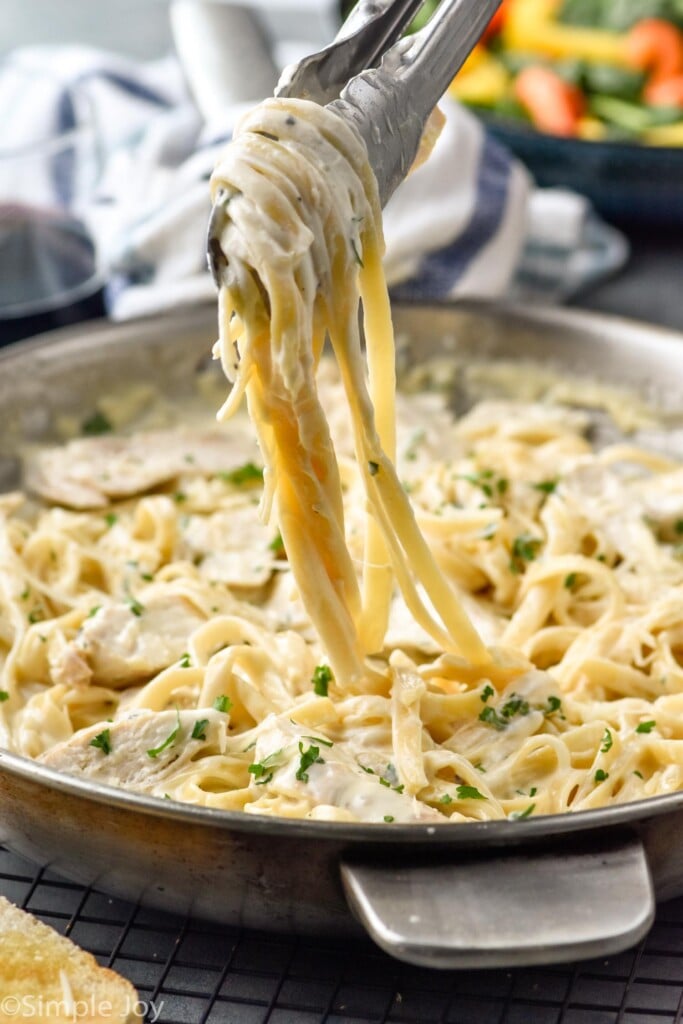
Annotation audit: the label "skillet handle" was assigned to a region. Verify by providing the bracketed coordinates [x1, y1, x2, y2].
[340, 831, 654, 969]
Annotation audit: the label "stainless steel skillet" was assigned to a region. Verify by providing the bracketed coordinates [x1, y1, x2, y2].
[2, 300, 683, 970]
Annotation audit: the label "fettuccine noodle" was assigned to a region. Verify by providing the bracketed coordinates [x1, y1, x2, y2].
[1, 98, 683, 825]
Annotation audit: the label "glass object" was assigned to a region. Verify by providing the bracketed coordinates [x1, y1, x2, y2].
[0, 60, 104, 344]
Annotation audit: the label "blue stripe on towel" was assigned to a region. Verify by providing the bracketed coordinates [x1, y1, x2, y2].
[78, 69, 173, 108]
[52, 88, 78, 205]
[390, 133, 512, 301]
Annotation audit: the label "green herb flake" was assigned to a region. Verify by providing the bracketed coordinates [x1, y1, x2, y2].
[90, 729, 112, 755]
[213, 694, 233, 713]
[147, 711, 181, 759]
[510, 533, 542, 573]
[510, 803, 535, 820]
[82, 410, 113, 436]
[533, 479, 558, 495]
[173, 491, 187, 504]
[312, 664, 333, 697]
[87, 605, 101, 619]
[126, 595, 144, 617]
[481, 683, 494, 703]
[595, 768, 609, 782]
[0, 691, 9, 703]
[219, 462, 264, 486]
[27, 609, 44, 624]
[296, 741, 324, 782]
[636, 720, 656, 734]
[601, 728, 613, 753]
[179, 652, 192, 669]
[104, 513, 118, 528]
[191, 719, 209, 741]
[633, 770, 644, 779]
[383, 815, 395, 823]
[440, 793, 453, 804]
[269, 531, 285, 556]
[456, 784, 487, 800]
[303, 734, 334, 748]
[479, 694, 530, 731]
[20, 587, 30, 601]
[675, 519, 683, 535]
[247, 748, 285, 785]
[350, 237, 364, 268]
[542, 695, 562, 716]
[564, 572, 577, 589]
[368, 460, 380, 476]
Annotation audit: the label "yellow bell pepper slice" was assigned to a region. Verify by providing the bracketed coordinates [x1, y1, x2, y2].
[503, 0, 628, 66]
[450, 53, 511, 105]
[643, 121, 683, 145]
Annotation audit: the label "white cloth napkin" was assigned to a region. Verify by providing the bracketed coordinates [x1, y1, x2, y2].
[1, 46, 628, 322]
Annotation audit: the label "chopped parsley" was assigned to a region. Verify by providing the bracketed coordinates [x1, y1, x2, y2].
[368, 460, 380, 476]
[379, 774, 405, 794]
[302, 734, 334, 748]
[179, 652, 191, 668]
[383, 815, 395, 823]
[456, 785, 486, 800]
[634, 770, 644, 779]
[510, 533, 542, 573]
[87, 605, 101, 619]
[510, 803, 535, 820]
[479, 694, 530, 731]
[269, 531, 285, 556]
[533, 479, 559, 495]
[90, 729, 112, 755]
[296, 741, 324, 782]
[675, 519, 683, 535]
[147, 711, 181, 759]
[191, 719, 209, 741]
[564, 573, 577, 589]
[601, 728, 613, 753]
[595, 769, 609, 782]
[219, 462, 263, 486]
[350, 237, 364, 268]
[248, 748, 284, 785]
[541, 696, 562, 716]
[82, 410, 113, 436]
[312, 664, 333, 697]
[20, 586, 30, 600]
[173, 491, 187, 504]
[126, 594, 144, 617]
[27, 609, 44, 624]
[636, 720, 656, 734]
[104, 513, 118, 528]
[0, 691, 9, 703]
[480, 683, 494, 703]
[457, 469, 508, 500]
[213, 694, 233, 713]
[440, 793, 453, 805]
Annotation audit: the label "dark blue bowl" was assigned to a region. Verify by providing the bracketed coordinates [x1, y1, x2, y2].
[482, 115, 683, 225]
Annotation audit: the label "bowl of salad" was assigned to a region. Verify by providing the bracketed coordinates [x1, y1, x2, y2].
[448, 0, 683, 222]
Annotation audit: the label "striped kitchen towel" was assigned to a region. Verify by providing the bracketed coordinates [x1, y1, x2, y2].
[0, 45, 627, 322]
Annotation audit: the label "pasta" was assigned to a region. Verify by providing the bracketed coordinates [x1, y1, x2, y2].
[1, 98, 683, 824]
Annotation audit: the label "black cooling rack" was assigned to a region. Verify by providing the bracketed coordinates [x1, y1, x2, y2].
[3, 844, 683, 1024]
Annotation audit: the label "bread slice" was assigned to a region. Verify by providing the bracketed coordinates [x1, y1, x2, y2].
[0, 896, 140, 1023]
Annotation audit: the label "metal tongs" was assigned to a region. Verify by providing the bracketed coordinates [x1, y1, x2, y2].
[208, 0, 501, 286]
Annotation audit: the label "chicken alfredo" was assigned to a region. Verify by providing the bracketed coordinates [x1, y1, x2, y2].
[1, 99, 683, 824]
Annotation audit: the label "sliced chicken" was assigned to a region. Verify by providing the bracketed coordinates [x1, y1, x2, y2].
[181, 506, 277, 589]
[55, 594, 206, 688]
[25, 426, 260, 509]
[249, 715, 443, 823]
[40, 708, 229, 791]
